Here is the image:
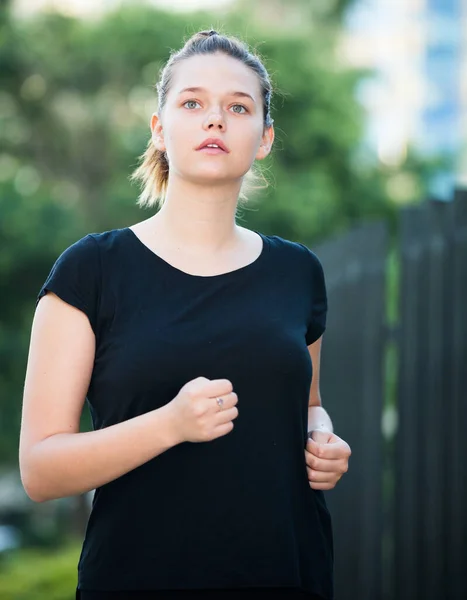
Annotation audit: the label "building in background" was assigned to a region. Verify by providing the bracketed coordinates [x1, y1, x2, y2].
[340, 0, 467, 200]
[420, 0, 466, 198]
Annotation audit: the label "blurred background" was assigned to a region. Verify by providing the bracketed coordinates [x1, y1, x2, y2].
[0, 0, 466, 598]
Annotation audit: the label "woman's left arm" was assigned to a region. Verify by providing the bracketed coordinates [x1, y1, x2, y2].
[305, 336, 351, 490]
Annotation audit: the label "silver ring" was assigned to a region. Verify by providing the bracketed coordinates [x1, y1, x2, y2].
[216, 397, 224, 410]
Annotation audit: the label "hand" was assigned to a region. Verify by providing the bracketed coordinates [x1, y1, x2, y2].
[304, 429, 351, 490]
[167, 376, 239, 444]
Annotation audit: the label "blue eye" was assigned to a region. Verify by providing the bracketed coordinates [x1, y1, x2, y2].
[183, 100, 200, 109]
[231, 104, 248, 114]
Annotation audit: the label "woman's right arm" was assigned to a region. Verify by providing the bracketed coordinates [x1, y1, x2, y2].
[19, 292, 180, 503]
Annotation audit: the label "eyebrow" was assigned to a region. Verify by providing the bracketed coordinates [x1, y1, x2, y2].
[177, 86, 256, 103]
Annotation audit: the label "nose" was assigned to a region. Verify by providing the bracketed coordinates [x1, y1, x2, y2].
[204, 112, 225, 130]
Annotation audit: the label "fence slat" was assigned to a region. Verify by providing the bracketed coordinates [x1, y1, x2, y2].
[395, 204, 424, 600]
[315, 221, 387, 600]
[446, 189, 467, 600]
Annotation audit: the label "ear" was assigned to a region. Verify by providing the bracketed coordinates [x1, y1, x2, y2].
[255, 124, 274, 161]
[150, 113, 166, 152]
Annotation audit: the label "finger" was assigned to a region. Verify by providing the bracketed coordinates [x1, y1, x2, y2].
[309, 480, 336, 491]
[309, 429, 333, 445]
[307, 438, 351, 460]
[307, 466, 342, 484]
[208, 379, 234, 397]
[305, 452, 348, 474]
[215, 405, 238, 424]
[305, 438, 322, 458]
[212, 392, 237, 412]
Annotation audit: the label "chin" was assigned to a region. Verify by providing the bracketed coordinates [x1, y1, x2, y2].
[185, 169, 246, 185]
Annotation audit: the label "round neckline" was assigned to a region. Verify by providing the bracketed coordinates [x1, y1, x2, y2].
[123, 226, 270, 280]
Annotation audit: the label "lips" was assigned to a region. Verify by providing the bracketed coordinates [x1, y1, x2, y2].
[196, 138, 229, 152]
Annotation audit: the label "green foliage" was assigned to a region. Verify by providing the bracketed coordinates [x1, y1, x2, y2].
[0, 540, 81, 600]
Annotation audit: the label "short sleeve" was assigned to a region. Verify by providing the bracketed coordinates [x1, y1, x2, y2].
[36, 234, 101, 334]
[302, 246, 328, 345]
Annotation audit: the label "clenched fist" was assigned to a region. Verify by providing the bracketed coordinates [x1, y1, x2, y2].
[167, 376, 239, 444]
[305, 429, 351, 490]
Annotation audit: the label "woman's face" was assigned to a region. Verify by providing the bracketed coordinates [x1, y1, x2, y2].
[150, 52, 274, 186]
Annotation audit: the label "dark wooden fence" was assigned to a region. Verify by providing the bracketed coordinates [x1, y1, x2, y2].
[314, 188, 467, 600]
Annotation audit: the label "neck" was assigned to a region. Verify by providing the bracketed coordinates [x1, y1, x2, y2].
[149, 174, 244, 253]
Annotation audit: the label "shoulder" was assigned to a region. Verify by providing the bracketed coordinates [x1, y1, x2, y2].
[86, 227, 127, 248]
[52, 233, 99, 269]
[260, 231, 324, 272]
[60, 228, 128, 260]
[48, 228, 128, 277]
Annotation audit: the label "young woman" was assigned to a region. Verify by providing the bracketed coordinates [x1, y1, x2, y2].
[20, 30, 351, 600]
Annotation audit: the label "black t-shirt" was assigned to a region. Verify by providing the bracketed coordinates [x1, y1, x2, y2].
[36, 227, 333, 600]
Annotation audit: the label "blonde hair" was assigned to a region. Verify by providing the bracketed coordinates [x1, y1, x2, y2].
[129, 29, 275, 211]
